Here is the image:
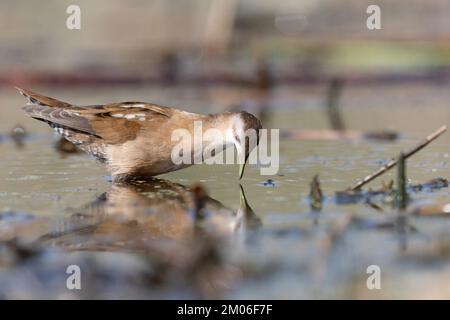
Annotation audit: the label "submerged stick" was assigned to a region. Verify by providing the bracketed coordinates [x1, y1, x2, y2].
[350, 125, 447, 191]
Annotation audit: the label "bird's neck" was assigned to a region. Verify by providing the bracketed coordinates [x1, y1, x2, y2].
[189, 114, 236, 161]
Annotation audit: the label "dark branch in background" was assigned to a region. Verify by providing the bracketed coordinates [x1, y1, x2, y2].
[325, 77, 345, 131]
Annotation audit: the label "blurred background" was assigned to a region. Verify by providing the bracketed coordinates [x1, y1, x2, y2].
[3, 0, 450, 72]
[2, 0, 450, 132]
[2, 0, 450, 299]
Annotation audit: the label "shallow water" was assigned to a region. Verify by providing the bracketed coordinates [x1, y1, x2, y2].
[1, 83, 450, 298]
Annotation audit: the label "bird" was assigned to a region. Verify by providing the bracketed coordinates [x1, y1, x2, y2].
[41, 179, 260, 249]
[16, 87, 262, 181]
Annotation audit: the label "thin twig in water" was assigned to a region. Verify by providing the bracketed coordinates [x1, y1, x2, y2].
[397, 152, 407, 210]
[349, 125, 447, 191]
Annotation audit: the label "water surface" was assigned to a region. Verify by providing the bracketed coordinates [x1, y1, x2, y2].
[1, 83, 450, 298]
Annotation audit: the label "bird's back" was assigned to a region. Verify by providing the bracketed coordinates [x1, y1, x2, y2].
[17, 87, 204, 180]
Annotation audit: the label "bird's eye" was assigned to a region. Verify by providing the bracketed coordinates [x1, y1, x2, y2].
[235, 135, 241, 143]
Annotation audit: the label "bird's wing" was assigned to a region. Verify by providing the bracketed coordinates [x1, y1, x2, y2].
[77, 102, 173, 144]
[17, 87, 173, 144]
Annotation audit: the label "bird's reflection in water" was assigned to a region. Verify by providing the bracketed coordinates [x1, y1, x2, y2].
[44, 178, 260, 251]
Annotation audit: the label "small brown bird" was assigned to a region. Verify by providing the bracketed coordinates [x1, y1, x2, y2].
[17, 87, 261, 181]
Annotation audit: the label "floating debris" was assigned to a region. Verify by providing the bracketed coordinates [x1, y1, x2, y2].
[410, 177, 449, 192]
[364, 130, 398, 141]
[349, 125, 447, 191]
[9, 124, 27, 148]
[309, 174, 323, 211]
[335, 176, 448, 206]
[262, 179, 275, 187]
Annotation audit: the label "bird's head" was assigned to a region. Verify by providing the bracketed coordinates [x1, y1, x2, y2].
[229, 111, 262, 179]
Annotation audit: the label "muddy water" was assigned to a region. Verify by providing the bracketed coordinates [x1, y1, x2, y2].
[1, 83, 450, 298]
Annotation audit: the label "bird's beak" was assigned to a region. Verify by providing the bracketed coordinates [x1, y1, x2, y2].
[236, 142, 248, 180]
[239, 161, 246, 180]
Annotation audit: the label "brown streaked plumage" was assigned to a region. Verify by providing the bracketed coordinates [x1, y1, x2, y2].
[16, 87, 262, 181]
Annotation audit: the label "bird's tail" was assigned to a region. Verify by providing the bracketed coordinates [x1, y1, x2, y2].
[15, 87, 71, 108]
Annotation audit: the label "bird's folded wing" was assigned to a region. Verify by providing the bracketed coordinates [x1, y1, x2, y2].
[87, 102, 172, 144]
[18, 87, 172, 144]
